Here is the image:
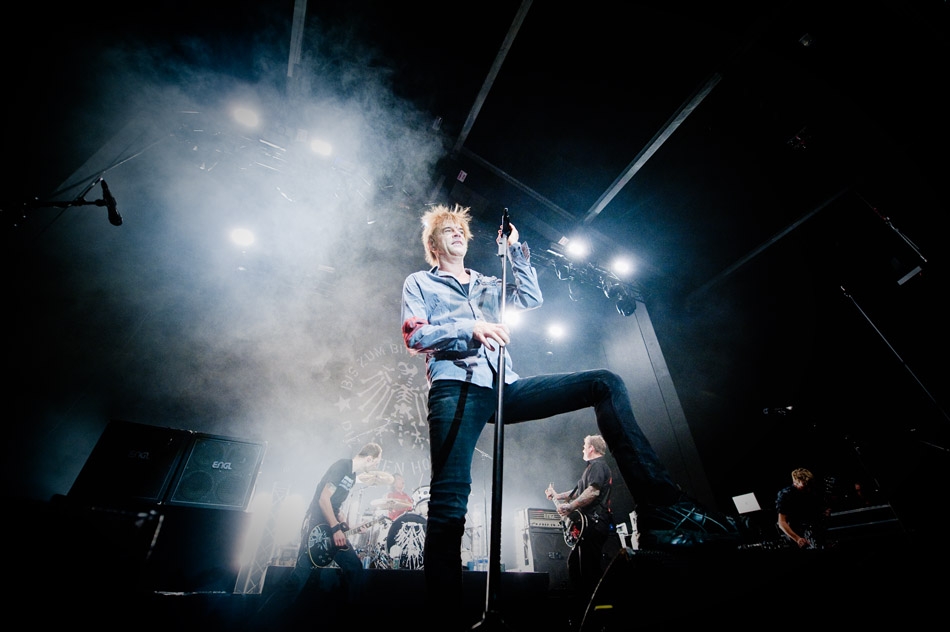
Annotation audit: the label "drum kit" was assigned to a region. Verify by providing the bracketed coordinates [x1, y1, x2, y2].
[351, 471, 430, 570]
[349, 471, 484, 570]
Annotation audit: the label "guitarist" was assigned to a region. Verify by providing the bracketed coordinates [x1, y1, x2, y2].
[776, 467, 829, 549]
[545, 434, 614, 604]
[256, 442, 384, 625]
[297, 442, 383, 604]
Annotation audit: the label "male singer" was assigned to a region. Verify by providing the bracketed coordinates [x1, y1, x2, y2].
[400, 204, 738, 630]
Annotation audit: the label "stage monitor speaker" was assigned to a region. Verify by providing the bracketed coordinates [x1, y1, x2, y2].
[166, 433, 266, 510]
[68, 420, 192, 505]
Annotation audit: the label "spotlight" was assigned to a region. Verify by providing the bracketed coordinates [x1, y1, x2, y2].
[602, 280, 623, 300]
[554, 261, 573, 281]
[610, 257, 634, 277]
[230, 227, 255, 247]
[566, 240, 588, 259]
[568, 281, 582, 302]
[615, 294, 638, 317]
[310, 138, 333, 156]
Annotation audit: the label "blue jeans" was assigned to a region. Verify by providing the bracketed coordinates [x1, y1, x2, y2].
[423, 369, 680, 614]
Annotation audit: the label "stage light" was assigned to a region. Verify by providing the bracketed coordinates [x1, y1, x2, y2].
[504, 309, 523, 328]
[553, 261, 573, 281]
[310, 138, 333, 156]
[536, 246, 642, 317]
[230, 228, 256, 249]
[610, 257, 634, 277]
[602, 280, 623, 300]
[232, 107, 260, 128]
[615, 293, 638, 317]
[566, 239, 588, 259]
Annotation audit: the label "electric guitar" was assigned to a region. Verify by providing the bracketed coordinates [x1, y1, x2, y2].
[550, 494, 586, 549]
[307, 515, 387, 567]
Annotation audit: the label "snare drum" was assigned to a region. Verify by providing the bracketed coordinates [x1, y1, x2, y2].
[411, 485, 431, 517]
[387, 513, 426, 570]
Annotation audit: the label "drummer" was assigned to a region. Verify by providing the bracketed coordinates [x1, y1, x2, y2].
[384, 473, 414, 521]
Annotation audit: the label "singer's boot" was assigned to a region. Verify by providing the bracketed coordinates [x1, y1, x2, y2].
[423, 520, 468, 631]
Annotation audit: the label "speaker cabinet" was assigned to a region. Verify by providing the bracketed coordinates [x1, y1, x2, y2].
[166, 434, 266, 510]
[68, 420, 191, 505]
[70, 421, 266, 511]
[143, 505, 252, 593]
[514, 508, 572, 590]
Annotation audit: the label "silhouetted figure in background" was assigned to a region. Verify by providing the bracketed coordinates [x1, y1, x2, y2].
[776, 467, 829, 549]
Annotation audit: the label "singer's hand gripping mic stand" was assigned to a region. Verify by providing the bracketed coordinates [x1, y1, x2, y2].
[473, 208, 517, 631]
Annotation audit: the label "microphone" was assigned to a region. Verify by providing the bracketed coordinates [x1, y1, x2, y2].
[497, 208, 512, 257]
[100, 179, 123, 226]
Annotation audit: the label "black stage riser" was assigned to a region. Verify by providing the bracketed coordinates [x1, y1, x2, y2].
[257, 566, 551, 629]
[580, 545, 943, 630]
[18, 497, 251, 594]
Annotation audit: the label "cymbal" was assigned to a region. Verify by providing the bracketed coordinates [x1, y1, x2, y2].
[357, 470, 394, 486]
[370, 497, 412, 509]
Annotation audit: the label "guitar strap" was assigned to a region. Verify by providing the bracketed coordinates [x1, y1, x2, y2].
[600, 480, 613, 514]
[593, 483, 614, 527]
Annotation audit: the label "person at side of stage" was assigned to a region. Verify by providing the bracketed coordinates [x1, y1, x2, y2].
[385, 472, 415, 521]
[298, 443, 383, 603]
[546, 434, 615, 603]
[254, 442, 383, 629]
[400, 204, 740, 629]
[776, 467, 829, 549]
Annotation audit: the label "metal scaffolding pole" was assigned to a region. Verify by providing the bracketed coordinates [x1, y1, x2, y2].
[237, 483, 290, 594]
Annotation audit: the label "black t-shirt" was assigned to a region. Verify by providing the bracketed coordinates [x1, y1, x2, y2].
[776, 484, 824, 534]
[304, 458, 356, 530]
[575, 457, 612, 520]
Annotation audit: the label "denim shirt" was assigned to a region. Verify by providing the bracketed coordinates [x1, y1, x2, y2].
[401, 241, 543, 388]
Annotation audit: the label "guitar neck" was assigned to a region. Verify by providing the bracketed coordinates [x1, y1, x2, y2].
[342, 516, 380, 537]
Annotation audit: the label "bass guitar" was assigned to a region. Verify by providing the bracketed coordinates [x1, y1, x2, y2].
[307, 515, 387, 567]
[550, 493, 586, 549]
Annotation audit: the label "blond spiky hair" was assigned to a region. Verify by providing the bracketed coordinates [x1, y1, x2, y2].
[420, 203, 473, 267]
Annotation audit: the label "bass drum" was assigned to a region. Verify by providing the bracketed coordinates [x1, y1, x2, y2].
[386, 513, 426, 570]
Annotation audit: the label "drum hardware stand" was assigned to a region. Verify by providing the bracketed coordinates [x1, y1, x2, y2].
[349, 485, 370, 527]
[473, 208, 517, 631]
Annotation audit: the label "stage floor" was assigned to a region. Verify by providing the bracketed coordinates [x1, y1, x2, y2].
[9, 496, 944, 631]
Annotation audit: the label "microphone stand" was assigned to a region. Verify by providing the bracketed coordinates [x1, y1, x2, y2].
[13, 177, 122, 233]
[473, 209, 516, 631]
[474, 447, 493, 566]
[840, 285, 949, 426]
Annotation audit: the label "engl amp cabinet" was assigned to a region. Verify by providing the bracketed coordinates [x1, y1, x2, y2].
[514, 507, 572, 590]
